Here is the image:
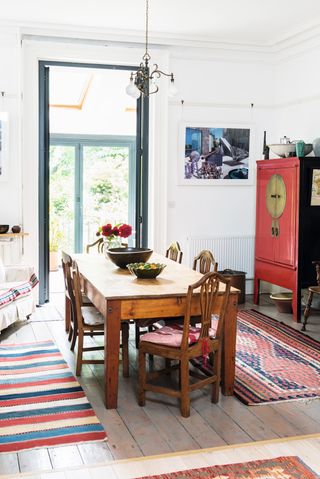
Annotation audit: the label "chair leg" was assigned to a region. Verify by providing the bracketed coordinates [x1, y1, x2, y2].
[65, 296, 71, 333]
[211, 349, 221, 404]
[180, 358, 190, 418]
[122, 322, 129, 378]
[135, 322, 140, 349]
[302, 291, 313, 331]
[138, 348, 146, 406]
[76, 331, 84, 376]
[70, 325, 77, 352]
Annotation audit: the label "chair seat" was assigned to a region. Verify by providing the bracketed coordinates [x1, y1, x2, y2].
[140, 323, 216, 348]
[81, 306, 105, 326]
[308, 285, 320, 294]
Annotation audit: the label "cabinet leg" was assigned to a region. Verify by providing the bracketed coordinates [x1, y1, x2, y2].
[254, 278, 260, 305]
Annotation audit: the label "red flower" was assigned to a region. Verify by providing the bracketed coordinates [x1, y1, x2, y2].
[98, 222, 132, 239]
[101, 224, 113, 237]
[119, 224, 132, 238]
[112, 227, 120, 236]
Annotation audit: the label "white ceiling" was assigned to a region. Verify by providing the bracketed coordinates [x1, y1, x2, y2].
[1, 0, 320, 46]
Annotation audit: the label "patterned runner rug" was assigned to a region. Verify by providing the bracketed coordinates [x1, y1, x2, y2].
[0, 340, 106, 453]
[193, 309, 320, 405]
[235, 310, 320, 405]
[135, 456, 319, 478]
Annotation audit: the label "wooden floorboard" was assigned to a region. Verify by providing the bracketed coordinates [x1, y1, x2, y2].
[0, 291, 319, 474]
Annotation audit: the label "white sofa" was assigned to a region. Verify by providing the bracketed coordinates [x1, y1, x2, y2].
[0, 259, 38, 333]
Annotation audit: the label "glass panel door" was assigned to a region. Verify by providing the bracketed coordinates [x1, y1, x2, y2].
[49, 144, 76, 261]
[82, 144, 132, 248]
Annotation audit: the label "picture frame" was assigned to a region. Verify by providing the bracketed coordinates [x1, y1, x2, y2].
[179, 122, 253, 185]
[310, 168, 320, 206]
[0, 112, 9, 182]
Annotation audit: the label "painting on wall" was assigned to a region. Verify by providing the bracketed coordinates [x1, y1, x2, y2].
[0, 112, 9, 181]
[180, 123, 252, 185]
[310, 169, 320, 206]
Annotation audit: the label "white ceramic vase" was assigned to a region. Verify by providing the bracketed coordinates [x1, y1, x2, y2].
[313, 138, 320, 157]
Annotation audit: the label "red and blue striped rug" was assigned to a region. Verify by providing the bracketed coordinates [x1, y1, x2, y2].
[0, 340, 106, 453]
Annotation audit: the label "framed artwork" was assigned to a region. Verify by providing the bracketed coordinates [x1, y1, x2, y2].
[179, 123, 252, 185]
[310, 169, 320, 206]
[0, 112, 9, 181]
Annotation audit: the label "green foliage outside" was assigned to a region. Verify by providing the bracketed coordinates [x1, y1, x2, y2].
[49, 144, 129, 253]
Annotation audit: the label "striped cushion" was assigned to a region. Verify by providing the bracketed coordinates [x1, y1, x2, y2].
[0, 274, 39, 310]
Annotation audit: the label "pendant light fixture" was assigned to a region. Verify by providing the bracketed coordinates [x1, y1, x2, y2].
[126, 0, 177, 99]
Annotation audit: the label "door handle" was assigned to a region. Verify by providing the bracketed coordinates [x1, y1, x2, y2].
[271, 226, 275, 237]
[271, 194, 281, 199]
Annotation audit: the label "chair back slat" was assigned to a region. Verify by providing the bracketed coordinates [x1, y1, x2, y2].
[72, 260, 84, 334]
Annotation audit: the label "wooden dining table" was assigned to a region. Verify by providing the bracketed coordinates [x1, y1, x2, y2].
[75, 253, 239, 409]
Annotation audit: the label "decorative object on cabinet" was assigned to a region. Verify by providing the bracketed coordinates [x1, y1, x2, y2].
[302, 260, 320, 331]
[313, 137, 320, 156]
[180, 123, 252, 185]
[254, 157, 320, 322]
[268, 143, 313, 158]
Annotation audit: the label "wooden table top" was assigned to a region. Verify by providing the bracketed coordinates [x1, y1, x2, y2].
[75, 253, 238, 301]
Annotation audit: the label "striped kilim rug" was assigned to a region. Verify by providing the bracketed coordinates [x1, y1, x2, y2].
[135, 456, 320, 478]
[235, 310, 320, 405]
[0, 340, 107, 453]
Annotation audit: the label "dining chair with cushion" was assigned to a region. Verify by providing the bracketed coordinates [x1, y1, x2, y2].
[302, 260, 320, 331]
[138, 271, 231, 417]
[134, 241, 184, 348]
[193, 249, 218, 274]
[166, 241, 183, 264]
[72, 261, 129, 377]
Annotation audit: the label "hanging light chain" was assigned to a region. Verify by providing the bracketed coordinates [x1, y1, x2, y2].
[126, 0, 176, 97]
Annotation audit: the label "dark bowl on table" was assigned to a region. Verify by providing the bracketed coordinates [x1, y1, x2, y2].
[0, 225, 9, 234]
[127, 262, 166, 279]
[106, 247, 153, 269]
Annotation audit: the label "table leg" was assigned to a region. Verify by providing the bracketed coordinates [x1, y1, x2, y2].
[221, 293, 238, 396]
[104, 299, 121, 408]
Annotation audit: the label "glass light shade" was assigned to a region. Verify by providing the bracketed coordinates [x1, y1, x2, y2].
[125, 80, 141, 99]
[168, 79, 178, 98]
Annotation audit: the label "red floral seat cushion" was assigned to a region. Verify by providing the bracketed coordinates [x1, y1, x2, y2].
[140, 323, 216, 348]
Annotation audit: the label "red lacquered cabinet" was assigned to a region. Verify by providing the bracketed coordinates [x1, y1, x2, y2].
[254, 157, 320, 321]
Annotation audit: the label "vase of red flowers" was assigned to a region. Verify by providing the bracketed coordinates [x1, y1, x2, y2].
[97, 223, 132, 251]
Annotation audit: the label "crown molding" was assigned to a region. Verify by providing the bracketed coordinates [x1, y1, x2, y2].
[0, 18, 319, 64]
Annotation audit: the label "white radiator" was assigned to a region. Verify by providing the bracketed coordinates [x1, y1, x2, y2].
[187, 235, 255, 279]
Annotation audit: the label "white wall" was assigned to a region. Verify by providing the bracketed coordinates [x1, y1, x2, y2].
[166, 55, 276, 263]
[0, 29, 22, 226]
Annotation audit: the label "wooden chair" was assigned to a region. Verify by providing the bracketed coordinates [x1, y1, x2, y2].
[138, 272, 231, 417]
[86, 237, 104, 254]
[193, 249, 218, 274]
[302, 260, 320, 331]
[72, 261, 129, 377]
[61, 251, 92, 346]
[166, 241, 183, 264]
[134, 241, 184, 348]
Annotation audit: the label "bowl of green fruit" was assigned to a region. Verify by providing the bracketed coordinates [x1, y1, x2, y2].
[126, 262, 166, 279]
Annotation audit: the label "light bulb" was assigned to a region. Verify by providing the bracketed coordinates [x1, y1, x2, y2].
[168, 79, 178, 98]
